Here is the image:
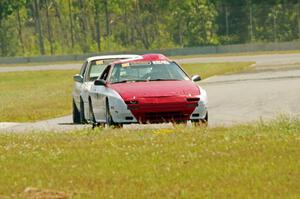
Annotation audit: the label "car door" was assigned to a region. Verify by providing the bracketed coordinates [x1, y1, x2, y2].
[91, 65, 112, 122]
[73, 61, 88, 108]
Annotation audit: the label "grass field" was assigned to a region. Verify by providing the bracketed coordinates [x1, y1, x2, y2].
[182, 62, 253, 79]
[0, 60, 81, 67]
[170, 49, 300, 59]
[0, 117, 299, 198]
[0, 62, 252, 122]
[0, 70, 77, 122]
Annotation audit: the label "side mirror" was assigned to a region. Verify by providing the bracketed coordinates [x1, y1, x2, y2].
[73, 74, 83, 83]
[94, 79, 107, 86]
[191, 75, 201, 82]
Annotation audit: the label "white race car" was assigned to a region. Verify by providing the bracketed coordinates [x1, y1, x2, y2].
[72, 54, 141, 123]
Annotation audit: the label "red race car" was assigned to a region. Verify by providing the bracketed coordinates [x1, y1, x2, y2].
[87, 54, 208, 127]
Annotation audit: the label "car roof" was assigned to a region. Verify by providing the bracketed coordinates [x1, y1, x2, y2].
[113, 54, 171, 65]
[86, 54, 141, 62]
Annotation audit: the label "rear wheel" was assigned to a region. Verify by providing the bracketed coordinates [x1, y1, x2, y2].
[105, 100, 123, 128]
[192, 112, 208, 127]
[72, 99, 81, 124]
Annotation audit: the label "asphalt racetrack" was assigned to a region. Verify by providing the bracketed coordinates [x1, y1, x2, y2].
[1, 53, 300, 132]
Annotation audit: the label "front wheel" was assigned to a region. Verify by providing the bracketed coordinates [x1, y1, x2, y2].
[80, 98, 87, 124]
[89, 98, 97, 124]
[89, 98, 105, 129]
[105, 100, 123, 128]
[72, 99, 81, 124]
[172, 120, 188, 127]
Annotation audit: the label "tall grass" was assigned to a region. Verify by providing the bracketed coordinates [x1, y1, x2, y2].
[0, 117, 299, 198]
[0, 70, 77, 122]
[182, 62, 253, 79]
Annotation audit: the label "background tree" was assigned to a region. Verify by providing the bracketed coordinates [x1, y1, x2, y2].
[0, 0, 26, 56]
[0, 0, 300, 57]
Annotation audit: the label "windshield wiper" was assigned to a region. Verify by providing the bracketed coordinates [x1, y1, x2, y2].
[111, 79, 180, 84]
[111, 79, 147, 84]
[149, 78, 180, 81]
[134, 79, 149, 82]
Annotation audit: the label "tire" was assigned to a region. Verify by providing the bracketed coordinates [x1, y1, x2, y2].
[88, 98, 105, 129]
[89, 98, 96, 124]
[80, 98, 87, 124]
[172, 120, 188, 126]
[105, 99, 123, 128]
[72, 99, 81, 124]
[192, 112, 208, 127]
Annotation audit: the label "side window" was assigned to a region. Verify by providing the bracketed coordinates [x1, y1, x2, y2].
[100, 65, 111, 81]
[79, 61, 88, 77]
[110, 64, 121, 82]
[86, 61, 107, 82]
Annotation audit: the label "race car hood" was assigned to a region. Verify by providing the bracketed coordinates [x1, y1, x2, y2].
[108, 80, 200, 99]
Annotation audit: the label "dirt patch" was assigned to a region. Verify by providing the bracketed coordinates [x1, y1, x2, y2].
[22, 187, 69, 199]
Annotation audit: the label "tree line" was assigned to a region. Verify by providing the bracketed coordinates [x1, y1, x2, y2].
[0, 0, 300, 57]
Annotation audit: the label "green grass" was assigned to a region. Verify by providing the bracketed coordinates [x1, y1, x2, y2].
[182, 62, 253, 79]
[0, 60, 81, 67]
[0, 117, 299, 198]
[0, 62, 252, 122]
[0, 70, 77, 122]
[170, 49, 300, 59]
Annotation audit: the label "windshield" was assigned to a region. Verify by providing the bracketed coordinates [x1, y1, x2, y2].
[110, 61, 190, 83]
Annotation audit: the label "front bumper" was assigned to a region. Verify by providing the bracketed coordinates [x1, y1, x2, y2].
[110, 96, 207, 124]
[190, 100, 207, 120]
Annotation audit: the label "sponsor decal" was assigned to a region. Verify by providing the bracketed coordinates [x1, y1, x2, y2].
[152, 61, 170, 64]
[121, 63, 130, 67]
[122, 61, 152, 67]
[95, 60, 104, 65]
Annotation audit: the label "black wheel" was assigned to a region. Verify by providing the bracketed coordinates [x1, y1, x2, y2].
[105, 100, 123, 128]
[192, 112, 208, 127]
[89, 98, 96, 124]
[80, 98, 87, 124]
[72, 99, 81, 124]
[172, 120, 188, 127]
[89, 98, 105, 129]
